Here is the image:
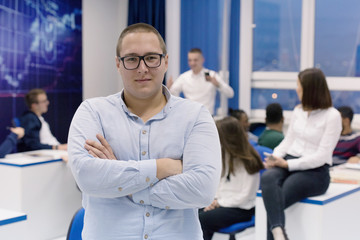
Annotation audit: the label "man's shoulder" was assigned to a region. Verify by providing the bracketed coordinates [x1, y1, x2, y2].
[20, 111, 38, 121]
[176, 70, 193, 79]
[83, 92, 122, 108]
[339, 131, 360, 142]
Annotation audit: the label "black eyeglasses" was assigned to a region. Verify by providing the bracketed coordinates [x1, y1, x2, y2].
[118, 53, 166, 70]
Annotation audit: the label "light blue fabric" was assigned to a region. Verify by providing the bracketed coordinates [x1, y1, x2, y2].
[68, 86, 221, 240]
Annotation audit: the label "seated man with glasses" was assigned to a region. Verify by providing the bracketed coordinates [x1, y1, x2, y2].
[68, 23, 221, 239]
[17, 88, 67, 152]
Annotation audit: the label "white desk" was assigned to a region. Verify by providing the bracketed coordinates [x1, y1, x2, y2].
[0, 209, 27, 240]
[255, 183, 360, 240]
[0, 150, 82, 240]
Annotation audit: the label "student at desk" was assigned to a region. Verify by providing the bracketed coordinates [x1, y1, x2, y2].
[17, 88, 67, 152]
[332, 106, 360, 165]
[0, 127, 24, 158]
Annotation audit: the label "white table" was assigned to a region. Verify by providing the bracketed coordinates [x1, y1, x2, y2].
[255, 183, 360, 240]
[0, 150, 82, 240]
[0, 208, 27, 240]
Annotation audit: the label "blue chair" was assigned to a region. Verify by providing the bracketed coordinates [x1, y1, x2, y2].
[218, 215, 255, 240]
[67, 208, 85, 240]
[249, 122, 266, 137]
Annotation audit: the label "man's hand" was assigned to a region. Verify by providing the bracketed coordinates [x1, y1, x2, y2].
[84, 134, 116, 160]
[58, 144, 67, 150]
[10, 127, 24, 139]
[156, 158, 183, 180]
[205, 75, 220, 88]
[204, 199, 219, 212]
[347, 156, 360, 164]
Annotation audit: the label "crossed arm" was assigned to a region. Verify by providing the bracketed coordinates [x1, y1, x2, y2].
[85, 134, 183, 180]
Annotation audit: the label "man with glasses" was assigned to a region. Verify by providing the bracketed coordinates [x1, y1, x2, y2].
[68, 23, 221, 239]
[17, 88, 67, 152]
[167, 48, 234, 115]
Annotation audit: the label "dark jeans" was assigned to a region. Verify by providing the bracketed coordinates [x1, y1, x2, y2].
[260, 155, 330, 240]
[199, 207, 255, 240]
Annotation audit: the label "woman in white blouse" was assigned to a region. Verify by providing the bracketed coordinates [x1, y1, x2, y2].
[261, 68, 342, 240]
[199, 116, 264, 240]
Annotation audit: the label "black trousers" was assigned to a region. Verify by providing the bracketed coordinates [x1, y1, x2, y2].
[199, 206, 255, 240]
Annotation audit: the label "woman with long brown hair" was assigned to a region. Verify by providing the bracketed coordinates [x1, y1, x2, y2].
[199, 116, 264, 240]
[261, 68, 342, 240]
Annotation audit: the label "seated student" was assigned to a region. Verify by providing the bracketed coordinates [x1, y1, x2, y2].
[258, 103, 284, 150]
[199, 116, 264, 240]
[261, 68, 341, 240]
[17, 88, 67, 152]
[0, 127, 24, 158]
[229, 108, 259, 142]
[333, 106, 360, 165]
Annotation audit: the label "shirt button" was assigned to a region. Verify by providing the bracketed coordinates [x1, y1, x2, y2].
[118, 187, 122, 191]
[140, 200, 144, 204]
[150, 183, 154, 187]
[165, 206, 170, 210]
[142, 130, 147, 134]
[144, 234, 148, 239]
[146, 212, 150, 217]
[146, 177, 150, 182]
[142, 151, 146, 156]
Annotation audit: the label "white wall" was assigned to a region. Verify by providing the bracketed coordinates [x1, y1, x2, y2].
[82, 0, 128, 100]
[165, 0, 180, 82]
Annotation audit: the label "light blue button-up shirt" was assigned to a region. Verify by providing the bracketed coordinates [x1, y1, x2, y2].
[68, 86, 221, 240]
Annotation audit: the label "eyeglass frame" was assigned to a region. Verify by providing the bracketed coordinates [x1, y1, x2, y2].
[118, 53, 166, 70]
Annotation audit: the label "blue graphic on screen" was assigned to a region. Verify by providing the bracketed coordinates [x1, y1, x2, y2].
[0, 0, 82, 145]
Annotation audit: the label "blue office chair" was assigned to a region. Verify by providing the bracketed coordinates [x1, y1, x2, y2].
[218, 215, 255, 240]
[67, 208, 85, 240]
[249, 122, 266, 137]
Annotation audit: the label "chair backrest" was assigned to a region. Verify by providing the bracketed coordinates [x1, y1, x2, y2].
[66, 208, 85, 240]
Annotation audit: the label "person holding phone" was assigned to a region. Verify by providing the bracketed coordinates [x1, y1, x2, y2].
[166, 48, 234, 115]
[260, 68, 342, 240]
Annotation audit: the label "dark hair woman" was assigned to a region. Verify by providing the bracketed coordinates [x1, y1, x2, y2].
[260, 68, 342, 240]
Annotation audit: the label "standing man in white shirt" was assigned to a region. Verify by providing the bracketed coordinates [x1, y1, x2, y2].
[167, 48, 234, 115]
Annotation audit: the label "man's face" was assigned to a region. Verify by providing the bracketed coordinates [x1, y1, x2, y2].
[188, 52, 204, 74]
[33, 93, 49, 114]
[116, 32, 168, 101]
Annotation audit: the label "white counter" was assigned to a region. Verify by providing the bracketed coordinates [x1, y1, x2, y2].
[0, 150, 82, 240]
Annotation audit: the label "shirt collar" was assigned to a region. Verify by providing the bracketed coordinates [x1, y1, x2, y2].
[119, 85, 174, 119]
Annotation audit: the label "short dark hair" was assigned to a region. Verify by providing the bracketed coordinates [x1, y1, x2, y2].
[229, 108, 246, 121]
[337, 106, 354, 122]
[25, 88, 46, 109]
[189, 48, 202, 55]
[266, 103, 283, 124]
[298, 68, 332, 110]
[116, 23, 167, 57]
